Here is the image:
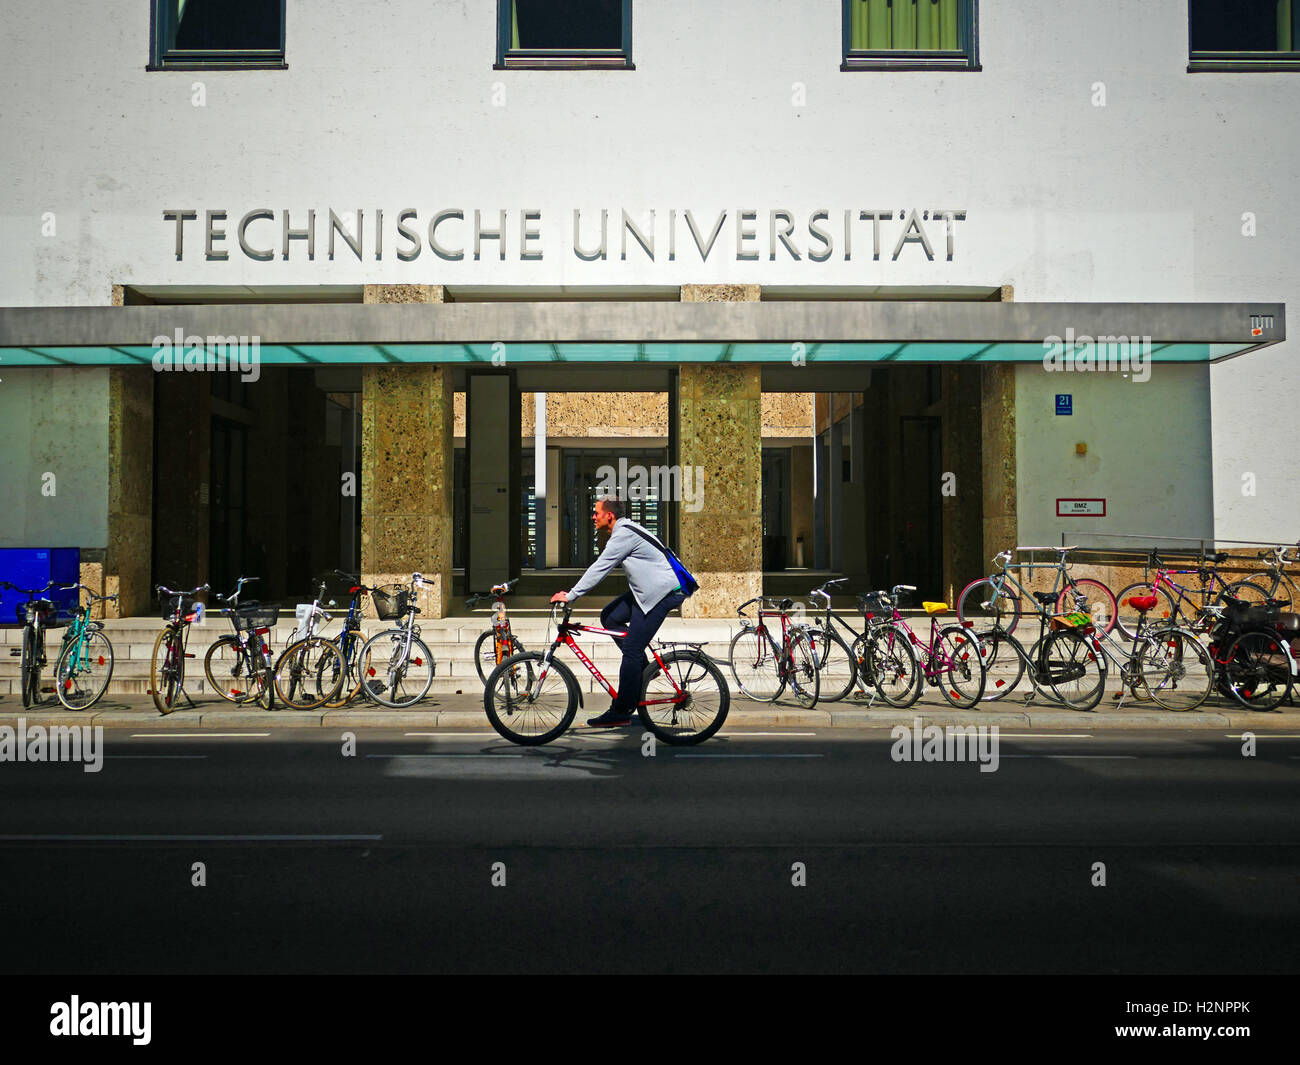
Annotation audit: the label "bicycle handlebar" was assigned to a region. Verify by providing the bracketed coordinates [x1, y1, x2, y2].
[157, 583, 210, 597]
[1, 580, 56, 597]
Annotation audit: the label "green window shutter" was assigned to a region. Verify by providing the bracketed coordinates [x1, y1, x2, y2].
[891, 0, 915, 48]
[852, 0, 962, 52]
[850, 0, 893, 50]
[1281, 0, 1295, 51]
[511, 0, 520, 50]
[941, 0, 960, 50]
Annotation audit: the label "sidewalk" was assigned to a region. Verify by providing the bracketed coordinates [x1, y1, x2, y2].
[2, 692, 1297, 730]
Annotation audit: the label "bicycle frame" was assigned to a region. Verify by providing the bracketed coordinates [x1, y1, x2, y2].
[534, 616, 683, 710]
[882, 609, 973, 681]
[737, 597, 807, 681]
[985, 548, 1083, 607]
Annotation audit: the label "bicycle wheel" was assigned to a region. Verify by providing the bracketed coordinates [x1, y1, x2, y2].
[474, 629, 526, 685]
[359, 630, 435, 708]
[857, 626, 921, 708]
[728, 626, 785, 702]
[204, 635, 248, 702]
[322, 628, 368, 708]
[274, 637, 345, 710]
[1138, 629, 1213, 711]
[55, 630, 114, 710]
[785, 629, 820, 708]
[1221, 580, 1279, 609]
[484, 652, 578, 745]
[1068, 578, 1118, 634]
[976, 629, 1026, 702]
[150, 626, 184, 715]
[1114, 583, 1177, 641]
[1023, 635, 1064, 704]
[640, 648, 730, 745]
[807, 627, 857, 703]
[1219, 629, 1293, 711]
[20, 625, 36, 708]
[957, 578, 1022, 636]
[1043, 629, 1107, 711]
[936, 625, 986, 708]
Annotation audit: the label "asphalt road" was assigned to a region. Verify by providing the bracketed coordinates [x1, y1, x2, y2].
[1, 727, 1297, 974]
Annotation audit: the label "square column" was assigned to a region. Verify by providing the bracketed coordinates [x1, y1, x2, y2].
[361, 284, 453, 617]
[675, 364, 763, 618]
[361, 363, 455, 618]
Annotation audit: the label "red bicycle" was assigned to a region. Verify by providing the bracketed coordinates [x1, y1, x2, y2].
[483, 601, 730, 746]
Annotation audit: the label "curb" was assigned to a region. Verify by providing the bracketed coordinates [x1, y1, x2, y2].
[1, 708, 1298, 730]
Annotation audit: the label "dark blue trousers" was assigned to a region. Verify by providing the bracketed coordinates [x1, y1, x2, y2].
[600, 589, 687, 714]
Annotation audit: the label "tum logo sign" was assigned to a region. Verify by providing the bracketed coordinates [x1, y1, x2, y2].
[1249, 314, 1274, 336]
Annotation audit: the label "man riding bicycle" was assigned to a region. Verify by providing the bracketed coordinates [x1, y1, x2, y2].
[549, 496, 690, 727]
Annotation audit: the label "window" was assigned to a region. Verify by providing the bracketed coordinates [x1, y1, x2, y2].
[150, 0, 286, 70]
[496, 0, 633, 69]
[1189, 0, 1300, 70]
[842, 0, 979, 70]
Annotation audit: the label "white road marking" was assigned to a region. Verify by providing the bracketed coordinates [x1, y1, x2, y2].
[0, 834, 381, 841]
[366, 753, 524, 759]
[673, 753, 825, 759]
[719, 731, 819, 737]
[128, 733, 272, 738]
[1000, 754, 1138, 759]
[403, 732, 498, 737]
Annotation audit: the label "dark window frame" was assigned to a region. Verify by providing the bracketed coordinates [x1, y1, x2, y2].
[841, 0, 980, 71]
[495, 0, 634, 70]
[1187, 0, 1300, 71]
[148, 0, 287, 71]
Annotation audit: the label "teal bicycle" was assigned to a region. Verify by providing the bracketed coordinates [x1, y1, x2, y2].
[53, 583, 119, 710]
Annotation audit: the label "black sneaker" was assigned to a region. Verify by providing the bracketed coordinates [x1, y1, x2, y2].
[586, 708, 635, 728]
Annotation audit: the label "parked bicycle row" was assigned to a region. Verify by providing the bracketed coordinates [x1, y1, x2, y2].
[724, 541, 1300, 713]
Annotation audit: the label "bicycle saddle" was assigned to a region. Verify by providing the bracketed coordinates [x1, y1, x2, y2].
[922, 601, 948, 615]
[1125, 595, 1159, 612]
[1032, 591, 1060, 605]
[1206, 552, 1229, 564]
[778, 597, 793, 609]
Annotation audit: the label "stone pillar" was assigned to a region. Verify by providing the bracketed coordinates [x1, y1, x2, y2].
[100, 367, 154, 617]
[676, 364, 763, 618]
[676, 284, 762, 617]
[360, 284, 453, 617]
[361, 363, 454, 618]
[981, 364, 1017, 563]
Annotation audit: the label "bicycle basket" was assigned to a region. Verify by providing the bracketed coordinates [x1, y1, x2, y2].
[23, 599, 64, 627]
[235, 603, 280, 633]
[160, 594, 199, 621]
[1049, 610, 1095, 635]
[371, 585, 411, 621]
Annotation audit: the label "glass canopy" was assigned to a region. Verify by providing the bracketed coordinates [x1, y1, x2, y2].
[0, 340, 1264, 367]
